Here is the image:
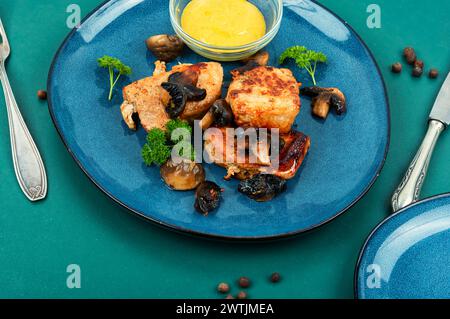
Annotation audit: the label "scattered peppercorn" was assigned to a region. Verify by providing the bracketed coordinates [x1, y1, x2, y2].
[37, 90, 47, 100]
[217, 282, 230, 294]
[403, 47, 416, 65]
[412, 66, 423, 77]
[414, 59, 424, 69]
[391, 62, 402, 73]
[429, 69, 439, 79]
[270, 272, 281, 283]
[225, 294, 235, 300]
[238, 277, 250, 288]
[236, 291, 247, 299]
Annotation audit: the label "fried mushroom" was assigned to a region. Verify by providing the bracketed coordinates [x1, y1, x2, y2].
[238, 174, 287, 202]
[194, 181, 223, 215]
[199, 99, 234, 130]
[161, 82, 187, 118]
[160, 159, 205, 191]
[145, 34, 184, 62]
[242, 51, 270, 66]
[300, 86, 346, 119]
[233, 51, 270, 74]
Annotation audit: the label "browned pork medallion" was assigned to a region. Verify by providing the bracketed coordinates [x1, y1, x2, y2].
[226, 66, 301, 134]
[120, 61, 223, 131]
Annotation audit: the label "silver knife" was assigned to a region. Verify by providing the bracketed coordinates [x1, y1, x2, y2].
[391, 72, 450, 212]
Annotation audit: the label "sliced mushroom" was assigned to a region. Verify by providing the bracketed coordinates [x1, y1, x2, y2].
[199, 99, 234, 130]
[168, 70, 199, 87]
[183, 85, 207, 101]
[145, 34, 184, 62]
[162, 69, 207, 118]
[242, 51, 270, 66]
[160, 159, 205, 191]
[169, 71, 207, 101]
[194, 181, 222, 215]
[238, 174, 286, 202]
[161, 82, 187, 118]
[300, 86, 346, 119]
[233, 51, 270, 74]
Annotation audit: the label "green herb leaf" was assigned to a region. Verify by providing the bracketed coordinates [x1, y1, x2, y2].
[141, 128, 171, 166]
[166, 119, 192, 143]
[97, 55, 132, 100]
[279, 46, 327, 85]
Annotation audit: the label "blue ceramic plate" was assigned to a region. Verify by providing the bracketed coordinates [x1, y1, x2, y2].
[47, 0, 389, 239]
[356, 193, 450, 299]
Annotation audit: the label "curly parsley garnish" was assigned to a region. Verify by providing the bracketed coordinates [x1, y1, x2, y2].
[279, 46, 327, 85]
[142, 128, 171, 166]
[97, 55, 132, 101]
[142, 120, 194, 166]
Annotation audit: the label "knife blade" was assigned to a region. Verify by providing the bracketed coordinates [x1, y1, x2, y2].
[429, 72, 450, 126]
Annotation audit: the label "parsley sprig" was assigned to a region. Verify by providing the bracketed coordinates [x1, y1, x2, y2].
[279, 46, 327, 85]
[97, 55, 132, 101]
[142, 120, 194, 166]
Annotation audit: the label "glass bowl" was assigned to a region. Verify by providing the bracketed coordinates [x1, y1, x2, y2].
[169, 0, 283, 61]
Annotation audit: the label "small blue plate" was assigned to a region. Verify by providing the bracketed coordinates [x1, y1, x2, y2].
[47, 0, 389, 239]
[356, 193, 450, 299]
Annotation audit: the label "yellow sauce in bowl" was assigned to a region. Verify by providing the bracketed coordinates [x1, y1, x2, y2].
[181, 0, 266, 47]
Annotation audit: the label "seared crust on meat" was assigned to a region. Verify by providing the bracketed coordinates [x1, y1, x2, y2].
[120, 61, 223, 131]
[122, 74, 170, 131]
[226, 66, 301, 134]
[204, 128, 310, 180]
[179, 63, 223, 121]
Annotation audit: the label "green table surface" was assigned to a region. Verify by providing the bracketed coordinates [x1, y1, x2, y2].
[0, 0, 449, 299]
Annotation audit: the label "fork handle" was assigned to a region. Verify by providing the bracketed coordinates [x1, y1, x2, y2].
[0, 62, 47, 201]
[391, 120, 445, 212]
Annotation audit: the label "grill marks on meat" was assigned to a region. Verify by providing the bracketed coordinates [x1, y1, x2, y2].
[226, 66, 301, 134]
[120, 61, 223, 131]
[204, 128, 310, 180]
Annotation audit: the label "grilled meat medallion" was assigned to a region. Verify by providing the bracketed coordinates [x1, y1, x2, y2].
[226, 66, 301, 134]
[120, 61, 223, 131]
[204, 128, 310, 180]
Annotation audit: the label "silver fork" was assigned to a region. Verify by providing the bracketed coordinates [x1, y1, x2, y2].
[0, 19, 47, 201]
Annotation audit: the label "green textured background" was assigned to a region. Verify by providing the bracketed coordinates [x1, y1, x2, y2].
[0, 0, 449, 298]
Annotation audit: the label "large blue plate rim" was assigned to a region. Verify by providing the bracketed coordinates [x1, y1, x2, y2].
[354, 192, 450, 298]
[46, 0, 390, 241]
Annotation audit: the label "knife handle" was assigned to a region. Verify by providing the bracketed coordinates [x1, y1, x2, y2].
[391, 120, 445, 212]
[0, 62, 47, 201]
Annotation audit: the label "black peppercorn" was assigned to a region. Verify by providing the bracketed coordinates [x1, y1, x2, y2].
[391, 62, 402, 73]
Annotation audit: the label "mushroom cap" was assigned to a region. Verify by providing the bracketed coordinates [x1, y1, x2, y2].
[160, 159, 205, 191]
[301, 86, 346, 118]
[145, 34, 184, 62]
